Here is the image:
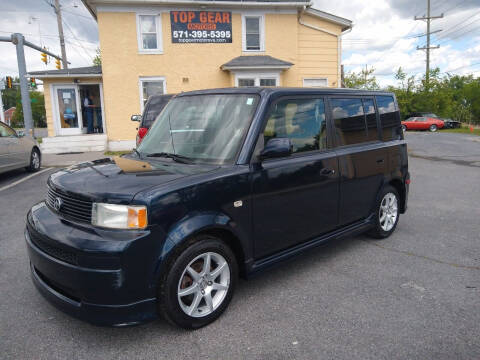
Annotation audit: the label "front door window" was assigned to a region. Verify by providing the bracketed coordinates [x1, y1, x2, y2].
[57, 88, 79, 129]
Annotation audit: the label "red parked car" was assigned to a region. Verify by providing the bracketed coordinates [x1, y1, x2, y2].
[401, 117, 444, 132]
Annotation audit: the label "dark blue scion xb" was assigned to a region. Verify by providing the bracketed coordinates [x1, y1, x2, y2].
[25, 87, 409, 329]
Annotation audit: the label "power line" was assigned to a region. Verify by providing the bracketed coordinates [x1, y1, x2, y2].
[62, 19, 94, 62]
[439, 0, 470, 14]
[444, 61, 480, 73]
[436, 12, 480, 40]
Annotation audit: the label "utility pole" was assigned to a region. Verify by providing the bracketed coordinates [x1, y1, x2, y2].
[0, 79, 5, 124]
[364, 64, 368, 88]
[415, 0, 443, 88]
[54, 0, 68, 69]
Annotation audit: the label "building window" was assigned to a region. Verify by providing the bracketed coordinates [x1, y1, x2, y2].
[238, 79, 255, 87]
[137, 14, 162, 53]
[139, 77, 166, 110]
[242, 15, 264, 51]
[260, 78, 276, 87]
[303, 78, 328, 88]
[237, 75, 278, 87]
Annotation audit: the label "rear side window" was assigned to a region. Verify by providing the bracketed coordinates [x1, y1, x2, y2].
[363, 99, 379, 142]
[263, 98, 327, 154]
[331, 98, 368, 146]
[142, 96, 172, 128]
[376, 95, 401, 141]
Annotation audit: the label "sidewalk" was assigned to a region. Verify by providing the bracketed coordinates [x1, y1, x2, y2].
[42, 151, 107, 168]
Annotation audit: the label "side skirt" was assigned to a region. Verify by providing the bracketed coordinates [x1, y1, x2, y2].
[246, 215, 375, 277]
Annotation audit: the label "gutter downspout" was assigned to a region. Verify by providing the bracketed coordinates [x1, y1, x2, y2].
[338, 27, 352, 88]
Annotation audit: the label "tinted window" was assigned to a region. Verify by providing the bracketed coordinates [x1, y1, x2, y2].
[363, 98, 378, 141]
[263, 98, 327, 154]
[331, 98, 368, 146]
[142, 96, 173, 128]
[376, 95, 401, 141]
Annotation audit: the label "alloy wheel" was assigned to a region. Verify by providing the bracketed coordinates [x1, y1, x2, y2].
[379, 192, 398, 232]
[177, 252, 230, 318]
[32, 151, 40, 169]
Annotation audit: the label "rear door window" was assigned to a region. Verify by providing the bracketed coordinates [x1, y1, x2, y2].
[376, 95, 401, 141]
[330, 98, 369, 146]
[263, 97, 327, 154]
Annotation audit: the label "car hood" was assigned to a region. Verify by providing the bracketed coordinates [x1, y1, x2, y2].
[48, 156, 219, 203]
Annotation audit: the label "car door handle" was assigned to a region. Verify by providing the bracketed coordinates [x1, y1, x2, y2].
[376, 158, 384, 164]
[320, 168, 335, 176]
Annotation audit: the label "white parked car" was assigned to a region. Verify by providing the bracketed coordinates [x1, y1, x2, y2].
[0, 121, 41, 174]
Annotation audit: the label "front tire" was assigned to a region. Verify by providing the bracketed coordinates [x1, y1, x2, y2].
[26, 148, 41, 172]
[368, 185, 400, 239]
[401, 124, 407, 132]
[429, 124, 438, 132]
[158, 235, 238, 329]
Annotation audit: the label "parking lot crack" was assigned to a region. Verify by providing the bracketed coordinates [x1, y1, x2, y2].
[361, 240, 480, 271]
[409, 153, 480, 168]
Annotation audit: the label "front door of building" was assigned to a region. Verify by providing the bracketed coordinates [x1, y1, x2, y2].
[53, 85, 82, 135]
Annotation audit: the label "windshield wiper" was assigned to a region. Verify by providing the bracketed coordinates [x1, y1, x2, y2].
[133, 148, 142, 159]
[145, 152, 193, 163]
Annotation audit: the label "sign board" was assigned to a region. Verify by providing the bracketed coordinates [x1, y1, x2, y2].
[170, 11, 232, 44]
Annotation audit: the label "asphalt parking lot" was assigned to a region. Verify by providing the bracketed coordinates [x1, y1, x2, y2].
[1, 132, 479, 360]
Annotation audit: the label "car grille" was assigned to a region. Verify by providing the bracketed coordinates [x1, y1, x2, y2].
[28, 223, 78, 265]
[46, 184, 93, 223]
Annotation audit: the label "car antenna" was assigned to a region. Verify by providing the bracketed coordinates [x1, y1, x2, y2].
[167, 114, 176, 155]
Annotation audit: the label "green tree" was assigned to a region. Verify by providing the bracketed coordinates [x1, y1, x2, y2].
[1, 77, 20, 110]
[11, 90, 46, 128]
[344, 67, 380, 90]
[92, 47, 101, 66]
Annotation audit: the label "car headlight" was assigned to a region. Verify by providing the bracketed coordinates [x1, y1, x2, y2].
[92, 203, 147, 229]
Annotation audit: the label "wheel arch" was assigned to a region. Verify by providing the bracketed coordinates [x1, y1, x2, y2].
[154, 213, 249, 285]
[388, 178, 406, 213]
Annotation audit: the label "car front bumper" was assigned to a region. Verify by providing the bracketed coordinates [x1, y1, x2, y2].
[25, 202, 160, 326]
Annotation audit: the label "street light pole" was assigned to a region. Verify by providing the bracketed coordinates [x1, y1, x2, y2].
[12, 33, 34, 137]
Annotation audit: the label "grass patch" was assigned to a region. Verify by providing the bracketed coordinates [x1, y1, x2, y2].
[442, 126, 480, 136]
[104, 150, 131, 156]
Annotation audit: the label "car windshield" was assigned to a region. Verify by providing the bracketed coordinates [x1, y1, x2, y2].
[137, 94, 259, 164]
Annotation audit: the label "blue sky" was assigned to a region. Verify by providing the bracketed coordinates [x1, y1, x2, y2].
[1, 0, 479, 88]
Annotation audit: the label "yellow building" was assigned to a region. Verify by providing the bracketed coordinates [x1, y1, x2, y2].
[29, 0, 352, 153]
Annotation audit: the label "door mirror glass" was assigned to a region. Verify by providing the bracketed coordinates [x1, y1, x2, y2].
[131, 114, 142, 122]
[260, 138, 292, 160]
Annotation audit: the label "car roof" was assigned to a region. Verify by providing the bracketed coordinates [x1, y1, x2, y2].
[175, 87, 396, 98]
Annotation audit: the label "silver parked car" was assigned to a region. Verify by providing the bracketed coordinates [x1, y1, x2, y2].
[0, 121, 41, 174]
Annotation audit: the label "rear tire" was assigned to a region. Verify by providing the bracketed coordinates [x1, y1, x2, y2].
[368, 185, 400, 239]
[157, 235, 238, 329]
[429, 124, 438, 132]
[26, 148, 41, 172]
[401, 124, 407, 132]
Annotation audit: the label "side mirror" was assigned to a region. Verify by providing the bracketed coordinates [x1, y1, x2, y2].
[17, 130, 25, 137]
[260, 138, 292, 160]
[131, 114, 142, 122]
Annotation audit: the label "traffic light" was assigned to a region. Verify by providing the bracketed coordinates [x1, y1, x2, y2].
[41, 52, 47, 65]
[6, 76, 12, 89]
[55, 58, 61, 69]
[30, 77, 36, 88]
